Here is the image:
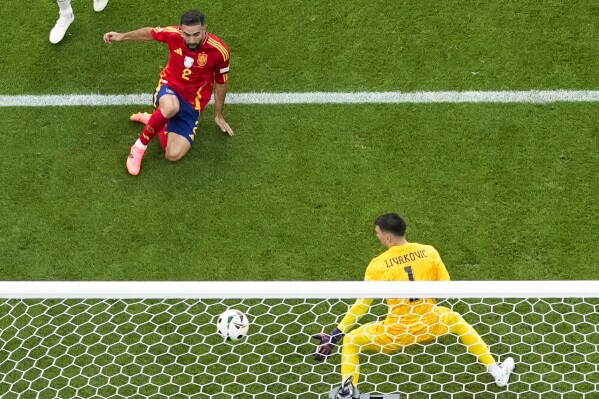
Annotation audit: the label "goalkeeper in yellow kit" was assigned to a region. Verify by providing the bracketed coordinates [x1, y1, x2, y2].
[313, 213, 514, 396]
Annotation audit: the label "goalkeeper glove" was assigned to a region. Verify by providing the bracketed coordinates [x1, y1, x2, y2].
[312, 328, 344, 361]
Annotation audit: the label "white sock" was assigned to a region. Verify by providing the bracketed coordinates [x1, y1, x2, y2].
[488, 363, 501, 378]
[134, 139, 147, 150]
[57, 0, 72, 13]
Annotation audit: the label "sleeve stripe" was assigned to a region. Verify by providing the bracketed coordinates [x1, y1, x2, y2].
[207, 38, 230, 61]
[209, 41, 229, 61]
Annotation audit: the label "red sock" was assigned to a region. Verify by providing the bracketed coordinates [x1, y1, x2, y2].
[158, 127, 168, 150]
[139, 109, 169, 145]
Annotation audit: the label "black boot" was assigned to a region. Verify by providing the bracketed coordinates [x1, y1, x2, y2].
[335, 377, 360, 399]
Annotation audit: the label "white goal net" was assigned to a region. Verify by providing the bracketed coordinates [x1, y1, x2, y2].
[1, 281, 598, 398]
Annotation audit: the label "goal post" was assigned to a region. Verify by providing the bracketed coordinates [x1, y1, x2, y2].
[1, 281, 598, 398]
[1, 280, 598, 298]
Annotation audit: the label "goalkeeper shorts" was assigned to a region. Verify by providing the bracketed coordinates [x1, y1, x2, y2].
[345, 306, 460, 353]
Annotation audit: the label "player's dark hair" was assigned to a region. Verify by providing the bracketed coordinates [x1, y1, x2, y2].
[181, 10, 206, 26]
[375, 213, 407, 236]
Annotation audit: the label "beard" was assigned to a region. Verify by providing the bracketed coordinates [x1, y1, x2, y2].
[185, 42, 200, 51]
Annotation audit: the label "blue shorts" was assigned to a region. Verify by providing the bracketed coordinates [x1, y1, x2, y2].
[154, 85, 200, 145]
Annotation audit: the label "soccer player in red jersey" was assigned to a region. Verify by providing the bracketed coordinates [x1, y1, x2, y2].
[103, 10, 234, 175]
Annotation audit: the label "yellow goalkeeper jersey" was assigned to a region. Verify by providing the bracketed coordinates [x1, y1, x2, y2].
[338, 242, 450, 334]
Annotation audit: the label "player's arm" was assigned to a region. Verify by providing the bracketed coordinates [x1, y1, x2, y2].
[212, 43, 234, 136]
[337, 298, 374, 333]
[103, 27, 153, 44]
[214, 82, 234, 136]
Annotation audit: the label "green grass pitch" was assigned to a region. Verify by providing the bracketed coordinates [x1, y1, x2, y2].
[1, 103, 598, 279]
[1, 1, 598, 279]
[1, 0, 599, 398]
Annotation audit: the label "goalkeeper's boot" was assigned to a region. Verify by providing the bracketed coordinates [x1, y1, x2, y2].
[130, 112, 151, 125]
[495, 357, 515, 387]
[334, 377, 360, 399]
[49, 9, 74, 44]
[93, 0, 110, 12]
[126, 145, 146, 176]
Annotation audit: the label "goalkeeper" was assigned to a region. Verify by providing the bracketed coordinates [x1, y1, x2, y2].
[313, 213, 515, 393]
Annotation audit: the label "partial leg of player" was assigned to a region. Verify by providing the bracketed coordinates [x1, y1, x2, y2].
[131, 112, 168, 149]
[494, 357, 515, 387]
[93, 0, 110, 12]
[126, 146, 145, 176]
[164, 133, 191, 162]
[49, 0, 74, 44]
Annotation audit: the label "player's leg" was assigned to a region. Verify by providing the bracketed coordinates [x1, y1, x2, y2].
[130, 112, 151, 125]
[434, 306, 515, 387]
[164, 134, 192, 162]
[341, 322, 390, 387]
[163, 109, 199, 162]
[126, 89, 178, 175]
[93, 0, 110, 12]
[340, 331, 363, 387]
[49, 0, 74, 44]
[158, 129, 169, 150]
[130, 112, 168, 149]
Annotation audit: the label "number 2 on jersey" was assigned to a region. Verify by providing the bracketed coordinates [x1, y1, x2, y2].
[182, 68, 192, 80]
[404, 266, 421, 303]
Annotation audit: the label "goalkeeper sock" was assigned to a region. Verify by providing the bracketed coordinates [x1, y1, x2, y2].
[139, 109, 169, 146]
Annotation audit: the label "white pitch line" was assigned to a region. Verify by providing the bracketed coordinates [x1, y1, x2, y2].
[2, 90, 599, 107]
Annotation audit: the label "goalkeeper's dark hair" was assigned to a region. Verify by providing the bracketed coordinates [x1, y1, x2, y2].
[375, 213, 407, 236]
[181, 10, 206, 26]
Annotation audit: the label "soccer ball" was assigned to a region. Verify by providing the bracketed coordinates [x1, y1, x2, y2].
[217, 309, 249, 341]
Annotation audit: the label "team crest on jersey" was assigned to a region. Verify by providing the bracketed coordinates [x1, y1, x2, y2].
[197, 53, 208, 67]
[184, 56, 194, 68]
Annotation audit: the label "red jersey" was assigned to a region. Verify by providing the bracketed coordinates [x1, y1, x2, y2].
[151, 26, 230, 111]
